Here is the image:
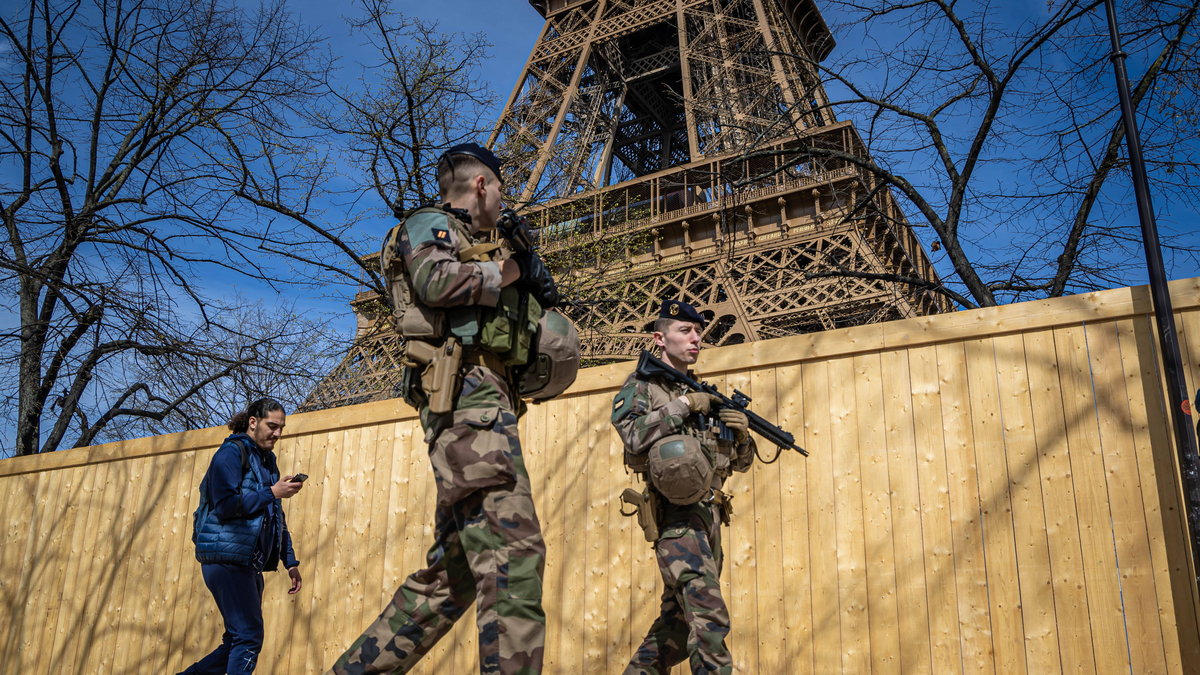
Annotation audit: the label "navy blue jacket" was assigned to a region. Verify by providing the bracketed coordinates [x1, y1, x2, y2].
[192, 434, 299, 571]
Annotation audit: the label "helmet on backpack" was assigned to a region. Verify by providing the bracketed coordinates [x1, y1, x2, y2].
[518, 308, 581, 400]
[648, 434, 713, 505]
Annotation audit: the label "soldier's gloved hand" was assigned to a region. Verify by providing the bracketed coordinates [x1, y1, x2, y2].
[683, 392, 719, 413]
[718, 408, 750, 441]
[512, 250, 560, 307]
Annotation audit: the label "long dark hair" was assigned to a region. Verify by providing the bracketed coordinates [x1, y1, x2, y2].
[227, 397, 286, 433]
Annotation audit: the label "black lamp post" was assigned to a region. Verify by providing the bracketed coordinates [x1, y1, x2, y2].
[1103, 0, 1200, 582]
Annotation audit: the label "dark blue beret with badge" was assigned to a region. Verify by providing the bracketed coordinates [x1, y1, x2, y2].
[440, 142, 504, 181]
[657, 299, 707, 328]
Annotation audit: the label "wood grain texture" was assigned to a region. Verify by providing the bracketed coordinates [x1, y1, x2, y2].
[2, 280, 1199, 674]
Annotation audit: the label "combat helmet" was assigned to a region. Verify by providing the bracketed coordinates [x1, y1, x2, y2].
[518, 308, 581, 400]
[648, 434, 713, 504]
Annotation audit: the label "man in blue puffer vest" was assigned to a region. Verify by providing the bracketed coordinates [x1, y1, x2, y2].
[181, 397, 304, 675]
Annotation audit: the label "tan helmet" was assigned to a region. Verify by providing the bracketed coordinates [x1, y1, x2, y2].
[648, 434, 713, 505]
[518, 308, 581, 400]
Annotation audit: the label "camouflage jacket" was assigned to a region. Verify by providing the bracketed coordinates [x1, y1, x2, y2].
[390, 207, 503, 313]
[612, 370, 754, 489]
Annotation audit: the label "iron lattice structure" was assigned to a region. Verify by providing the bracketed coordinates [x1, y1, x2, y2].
[302, 0, 949, 410]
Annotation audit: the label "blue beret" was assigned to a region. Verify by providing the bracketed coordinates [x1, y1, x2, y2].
[657, 299, 707, 328]
[441, 142, 503, 180]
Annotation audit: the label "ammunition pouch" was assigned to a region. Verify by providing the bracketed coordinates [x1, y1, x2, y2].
[478, 286, 543, 366]
[620, 486, 661, 543]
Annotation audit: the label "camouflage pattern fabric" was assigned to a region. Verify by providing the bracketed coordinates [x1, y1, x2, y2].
[611, 372, 754, 483]
[612, 371, 754, 674]
[328, 211, 546, 674]
[626, 502, 730, 675]
[393, 208, 503, 310]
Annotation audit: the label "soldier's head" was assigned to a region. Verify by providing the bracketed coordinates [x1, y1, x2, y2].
[228, 397, 287, 451]
[652, 300, 707, 371]
[437, 143, 504, 233]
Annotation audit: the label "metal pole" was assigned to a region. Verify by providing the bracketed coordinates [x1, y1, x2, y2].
[1103, 0, 1200, 581]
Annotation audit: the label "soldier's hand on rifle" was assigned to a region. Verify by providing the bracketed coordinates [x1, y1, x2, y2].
[718, 408, 750, 442]
[512, 250, 560, 307]
[682, 392, 719, 413]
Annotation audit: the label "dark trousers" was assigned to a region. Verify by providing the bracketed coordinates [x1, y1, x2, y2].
[180, 563, 266, 675]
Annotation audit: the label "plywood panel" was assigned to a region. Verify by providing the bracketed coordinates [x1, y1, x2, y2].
[1053, 324, 1129, 673]
[879, 347, 932, 674]
[907, 343, 962, 673]
[934, 341, 992, 674]
[853, 351, 901, 674]
[775, 362, 814, 671]
[1025, 328, 1096, 672]
[964, 336, 1026, 674]
[992, 332, 1060, 672]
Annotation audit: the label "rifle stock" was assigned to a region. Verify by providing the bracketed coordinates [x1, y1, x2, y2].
[635, 350, 809, 457]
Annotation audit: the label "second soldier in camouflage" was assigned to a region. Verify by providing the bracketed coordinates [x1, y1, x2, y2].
[612, 300, 755, 675]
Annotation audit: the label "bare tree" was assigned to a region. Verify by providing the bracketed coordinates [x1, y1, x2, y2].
[751, 0, 1200, 308]
[0, 0, 353, 455]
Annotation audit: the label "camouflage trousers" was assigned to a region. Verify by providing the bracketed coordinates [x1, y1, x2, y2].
[626, 501, 731, 675]
[329, 366, 546, 675]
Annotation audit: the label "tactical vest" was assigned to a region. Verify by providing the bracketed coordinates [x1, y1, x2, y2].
[625, 375, 736, 488]
[381, 206, 542, 366]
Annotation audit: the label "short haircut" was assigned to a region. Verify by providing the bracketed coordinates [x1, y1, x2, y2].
[653, 317, 702, 334]
[437, 153, 497, 199]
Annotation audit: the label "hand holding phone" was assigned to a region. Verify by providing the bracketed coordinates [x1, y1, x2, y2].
[291, 473, 308, 483]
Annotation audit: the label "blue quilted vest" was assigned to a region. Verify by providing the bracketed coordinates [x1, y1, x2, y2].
[192, 435, 281, 567]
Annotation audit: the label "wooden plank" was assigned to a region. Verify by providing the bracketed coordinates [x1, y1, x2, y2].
[130, 453, 194, 670]
[555, 392, 591, 673]
[167, 449, 220, 671]
[272, 430, 318, 675]
[907, 343, 962, 672]
[46, 462, 105, 672]
[360, 420, 393, 627]
[1024, 328, 1096, 672]
[381, 420, 416, 610]
[991, 332, 1061, 672]
[1119, 314, 1199, 674]
[827, 355, 869, 672]
[580, 392, 612, 674]
[90, 457, 151, 674]
[747, 366, 788, 674]
[878, 347, 933, 674]
[1087, 319, 1170, 674]
[963, 336, 1026, 673]
[774, 362, 813, 672]
[600, 375, 639, 671]
[319, 425, 365, 662]
[17, 467, 63, 673]
[802, 357, 840, 672]
[302, 428, 349, 672]
[934, 341, 993, 674]
[711, 370, 752, 675]
[853, 351, 901, 674]
[1053, 324, 1129, 671]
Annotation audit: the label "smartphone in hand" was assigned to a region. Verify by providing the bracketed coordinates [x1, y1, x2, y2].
[291, 473, 308, 483]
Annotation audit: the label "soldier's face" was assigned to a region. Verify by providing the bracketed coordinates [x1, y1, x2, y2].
[655, 320, 703, 368]
[248, 410, 286, 451]
[471, 171, 504, 232]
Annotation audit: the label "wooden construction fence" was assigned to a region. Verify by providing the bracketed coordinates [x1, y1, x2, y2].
[3, 277, 1200, 674]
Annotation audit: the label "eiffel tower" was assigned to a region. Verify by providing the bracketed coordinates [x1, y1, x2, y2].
[302, 0, 948, 411]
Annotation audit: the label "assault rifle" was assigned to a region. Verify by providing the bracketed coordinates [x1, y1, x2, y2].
[635, 350, 809, 457]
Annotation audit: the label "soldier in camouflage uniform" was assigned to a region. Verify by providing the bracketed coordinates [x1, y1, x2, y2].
[612, 300, 756, 675]
[328, 143, 558, 675]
